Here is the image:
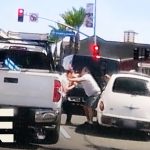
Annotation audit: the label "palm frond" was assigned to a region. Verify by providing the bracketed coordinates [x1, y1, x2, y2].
[60, 7, 86, 29]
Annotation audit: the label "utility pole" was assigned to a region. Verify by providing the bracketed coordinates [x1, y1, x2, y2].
[94, 0, 97, 45]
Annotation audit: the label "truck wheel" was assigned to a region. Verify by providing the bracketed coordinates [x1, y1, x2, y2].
[35, 124, 60, 144]
[45, 115, 61, 144]
[45, 126, 60, 144]
[45, 114, 61, 144]
[36, 116, 61, 144]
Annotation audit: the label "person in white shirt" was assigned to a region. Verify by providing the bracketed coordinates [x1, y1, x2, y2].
[69, 66, 101, 125]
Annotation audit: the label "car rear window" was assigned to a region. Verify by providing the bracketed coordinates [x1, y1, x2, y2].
[0, 49, 54, 70]
[112, 77, 150, 96]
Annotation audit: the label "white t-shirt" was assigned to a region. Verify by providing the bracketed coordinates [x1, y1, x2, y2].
[80, 73, 101, 97]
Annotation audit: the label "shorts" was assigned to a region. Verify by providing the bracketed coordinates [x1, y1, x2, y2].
[85, 92, 101, 109]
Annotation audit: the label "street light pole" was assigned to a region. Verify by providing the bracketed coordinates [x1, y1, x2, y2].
[94, 0, 97, 45]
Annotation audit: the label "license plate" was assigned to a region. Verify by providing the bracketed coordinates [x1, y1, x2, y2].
[123, 120, 137, 128]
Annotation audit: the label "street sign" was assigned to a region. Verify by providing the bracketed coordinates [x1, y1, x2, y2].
[51, 30, 75, 37]
[29, 13, 38, 22]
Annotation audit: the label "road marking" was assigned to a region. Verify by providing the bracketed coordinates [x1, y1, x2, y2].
[60, 126, 71, 139]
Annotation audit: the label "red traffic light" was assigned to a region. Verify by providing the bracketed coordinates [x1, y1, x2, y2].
[18, 8, 24, 22]
[18, 9, 24, 15]
[91, 44, 100, 59]
[93, 44, 99, 51]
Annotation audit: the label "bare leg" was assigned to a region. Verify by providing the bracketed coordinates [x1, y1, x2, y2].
[66, 114, 72, 124]
[83, 105, 90, 122]
[87, 107, 94, 124]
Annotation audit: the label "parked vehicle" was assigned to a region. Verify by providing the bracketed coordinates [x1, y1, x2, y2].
[96, 71, 150, 132]
[137, 62, 150, 76]
[0, 36, 62, 144]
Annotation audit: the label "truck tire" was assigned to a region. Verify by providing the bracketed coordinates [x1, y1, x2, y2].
[34, 126, 60, 144]
[36, 115, 61, 144]
[45, 124, 60, 144]
[45, 112, 61, 144]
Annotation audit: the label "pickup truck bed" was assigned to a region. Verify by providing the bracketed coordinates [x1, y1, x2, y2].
[0, 69, 61, 108]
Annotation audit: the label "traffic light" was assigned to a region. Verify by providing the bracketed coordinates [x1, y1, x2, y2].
[91, 44, 100, 59]
[18, 8, 24, 22]
[133, 47, 139, 60]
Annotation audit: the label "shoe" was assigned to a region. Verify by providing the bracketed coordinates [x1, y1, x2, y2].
[88, 121, 93, 125]
[82, 121, 93, 126]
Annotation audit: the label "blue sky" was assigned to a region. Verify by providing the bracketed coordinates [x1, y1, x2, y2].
[1, 0, 150, 44]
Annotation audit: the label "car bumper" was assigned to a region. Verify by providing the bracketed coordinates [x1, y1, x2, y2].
[100, 115, 150, 132]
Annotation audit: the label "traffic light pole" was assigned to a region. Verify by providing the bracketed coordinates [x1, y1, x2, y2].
[93, 0, 97, 45]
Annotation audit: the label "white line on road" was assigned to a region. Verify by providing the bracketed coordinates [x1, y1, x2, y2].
[60, 126, 71, 139]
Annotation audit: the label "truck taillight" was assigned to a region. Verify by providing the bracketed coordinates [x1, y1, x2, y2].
[99, 101, 104, 111]
[53, 80, 61, 102]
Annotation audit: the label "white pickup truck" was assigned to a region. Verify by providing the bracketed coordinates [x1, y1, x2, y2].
[0, 38, 62, 144]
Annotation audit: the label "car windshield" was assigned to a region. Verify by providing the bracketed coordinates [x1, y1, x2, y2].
[112, 77, 150, 96]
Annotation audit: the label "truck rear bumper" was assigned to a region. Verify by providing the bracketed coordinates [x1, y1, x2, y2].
[0, 106, 62, 143]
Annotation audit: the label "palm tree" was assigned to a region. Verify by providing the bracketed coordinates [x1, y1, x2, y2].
[60, 7, 86, 54]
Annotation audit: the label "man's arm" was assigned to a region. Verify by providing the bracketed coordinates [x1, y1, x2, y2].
[69, 76, 85, 82]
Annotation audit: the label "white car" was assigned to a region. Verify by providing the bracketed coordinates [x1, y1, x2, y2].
[96, 71, 150, 132]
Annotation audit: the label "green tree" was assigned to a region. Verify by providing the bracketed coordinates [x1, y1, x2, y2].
[60, 7, 86, 54]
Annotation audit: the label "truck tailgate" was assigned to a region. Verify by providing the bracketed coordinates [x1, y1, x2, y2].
[0, 70, 62, 108]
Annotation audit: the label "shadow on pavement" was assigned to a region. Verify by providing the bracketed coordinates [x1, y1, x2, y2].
[0, 143, 79, 150]
[75, 121, 150, 142]
[0, 143, 38, 149]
